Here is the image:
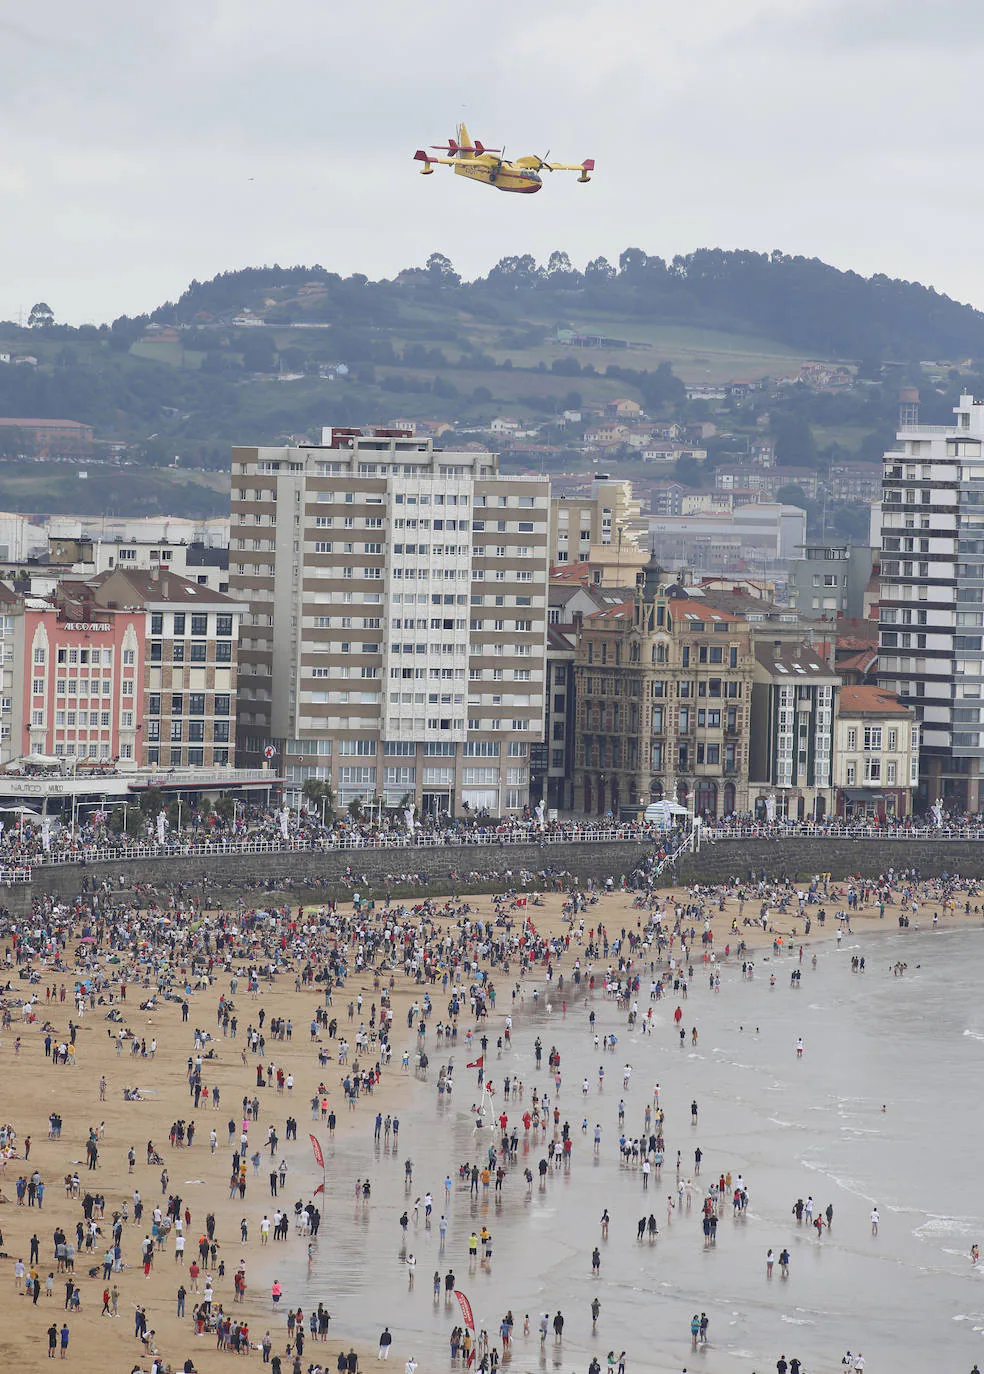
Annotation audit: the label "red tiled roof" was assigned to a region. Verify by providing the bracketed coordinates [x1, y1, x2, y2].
[666, 597, 742, 624]
[838, 685, 910, 716]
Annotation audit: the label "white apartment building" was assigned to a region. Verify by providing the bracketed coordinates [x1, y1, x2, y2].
[878, 394, 984, 809]
[833, 685, 918, 819]
[230, 428, 549, 817]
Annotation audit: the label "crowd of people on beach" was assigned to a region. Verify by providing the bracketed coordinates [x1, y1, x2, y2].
[0, 855, 980, 1373]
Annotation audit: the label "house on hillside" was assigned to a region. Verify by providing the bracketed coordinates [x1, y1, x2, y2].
[608, 398, 644, 419]
[584, 422, 631, 446]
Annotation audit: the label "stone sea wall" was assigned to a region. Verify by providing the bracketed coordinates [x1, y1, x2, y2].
[0, 835, 981, 917]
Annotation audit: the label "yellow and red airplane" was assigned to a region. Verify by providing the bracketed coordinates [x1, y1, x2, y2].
[414, 123, 594, 194]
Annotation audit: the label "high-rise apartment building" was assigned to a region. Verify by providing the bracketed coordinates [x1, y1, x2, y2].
[878, 393, 984, 808]
[230, 429, 549, 817]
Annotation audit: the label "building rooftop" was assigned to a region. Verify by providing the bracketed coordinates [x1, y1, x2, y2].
[89, 568, 241, 608]
[0, 417, 91, 429]
[838, 685, 911, 716]
[588, 599, 636, 622]
[546, 626, 577, 653]
[666, 597, 743, 626]
[753, 641, 838, 678]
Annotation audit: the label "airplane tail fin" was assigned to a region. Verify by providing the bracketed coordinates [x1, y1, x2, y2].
[457, 122, 474, 153]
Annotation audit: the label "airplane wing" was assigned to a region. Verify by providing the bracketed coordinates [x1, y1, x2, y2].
[414, 150, 486, 168]
[545, 158, 595, 177]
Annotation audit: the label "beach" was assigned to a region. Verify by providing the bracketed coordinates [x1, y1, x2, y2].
[0, 872, 982, 1374]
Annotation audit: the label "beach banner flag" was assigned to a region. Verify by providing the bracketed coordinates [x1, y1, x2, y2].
[454, 1289, 475, 1331]
[309, 1134, 325, 1170]
[515, 896, 527, 907]
[313, 1183, 325, 1195]
[466, 1056, 484, 1070]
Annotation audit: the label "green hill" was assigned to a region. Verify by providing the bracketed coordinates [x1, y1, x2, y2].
[1, 248, 983, 518]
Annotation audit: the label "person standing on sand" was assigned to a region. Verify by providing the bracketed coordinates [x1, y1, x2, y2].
[871, 1207, 879, 1235]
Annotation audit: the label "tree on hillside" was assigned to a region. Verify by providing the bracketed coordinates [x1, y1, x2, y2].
[585, 257, 616, 281]
[28, 302, 54, 329]
[775, 483, 809, 509]
[546, 251, 574, 278]
[241, 333, 278, 374]
[425, 253, 460, 287]
[773, 413, 819, 468]
[675, 454, 704, 488]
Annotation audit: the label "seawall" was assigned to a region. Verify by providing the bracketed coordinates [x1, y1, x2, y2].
[1, 835, 979, 918]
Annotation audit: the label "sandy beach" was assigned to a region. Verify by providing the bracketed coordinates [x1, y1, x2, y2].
[0, 868, 981, 1374]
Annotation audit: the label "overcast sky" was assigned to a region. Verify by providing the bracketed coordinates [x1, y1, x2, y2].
[3, 0, 984, 326]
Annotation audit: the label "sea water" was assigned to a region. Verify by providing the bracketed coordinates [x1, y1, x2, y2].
[285, 925, 984, 1372]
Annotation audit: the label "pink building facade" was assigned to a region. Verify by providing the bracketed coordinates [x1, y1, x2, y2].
[23, 607, 146, 763]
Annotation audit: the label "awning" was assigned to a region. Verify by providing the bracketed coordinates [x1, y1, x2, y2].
[842, 789, 884, 801]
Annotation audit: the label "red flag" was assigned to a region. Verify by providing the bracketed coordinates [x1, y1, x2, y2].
[454, 1289, 475, 1332]
[515, 896, 527, 907]
[466, 1056, 484, 1070]
[309, 1133, 325, 1171]
[313, 1183, 325, 1195]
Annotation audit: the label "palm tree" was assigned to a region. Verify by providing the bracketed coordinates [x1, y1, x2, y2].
[301, 778, 335, 824]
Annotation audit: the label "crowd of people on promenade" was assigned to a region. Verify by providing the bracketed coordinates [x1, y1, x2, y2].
[0, 801, 683, 873]
[0, 788, 979, 881]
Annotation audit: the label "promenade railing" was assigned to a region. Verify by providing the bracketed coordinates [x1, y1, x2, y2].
[0, 819, 976, 875]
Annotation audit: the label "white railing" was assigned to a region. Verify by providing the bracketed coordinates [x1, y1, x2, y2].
[1, 821, 979, 877]
[16, 825, 657, 869]
[0, 866, 32, 883]
[646, 825, 700, 884]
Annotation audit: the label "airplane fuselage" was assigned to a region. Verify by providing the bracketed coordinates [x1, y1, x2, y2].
[453, 158, 542, 193]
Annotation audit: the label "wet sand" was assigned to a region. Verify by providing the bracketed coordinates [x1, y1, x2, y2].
[0, 876, 980, 1374]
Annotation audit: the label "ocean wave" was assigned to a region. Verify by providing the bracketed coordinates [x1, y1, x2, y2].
[799, 1159, 877, 1205]
[914, 1215, 980, 1240]
[963, 1029, 984, 1042]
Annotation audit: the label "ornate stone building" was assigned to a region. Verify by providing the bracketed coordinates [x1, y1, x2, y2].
[573, 568, 754, 818]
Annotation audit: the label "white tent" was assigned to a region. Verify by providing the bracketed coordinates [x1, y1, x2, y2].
[644, 800, 691, 825]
